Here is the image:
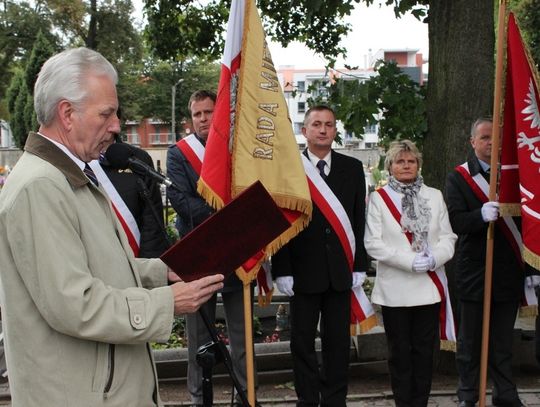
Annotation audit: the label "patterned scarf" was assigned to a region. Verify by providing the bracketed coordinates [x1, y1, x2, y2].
[388, 175, 431, 252]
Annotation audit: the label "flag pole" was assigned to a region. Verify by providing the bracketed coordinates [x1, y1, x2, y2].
[243, 283, 256, 406]
[479, 1, 507, 406]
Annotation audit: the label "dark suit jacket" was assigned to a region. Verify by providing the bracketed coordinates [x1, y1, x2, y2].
[166, 139, 242, 292]
[445, 153, 524, 302]
[272, 149, 368, 294]
[100, 143, 170, 258]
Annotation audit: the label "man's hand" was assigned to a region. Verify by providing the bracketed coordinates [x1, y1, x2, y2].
[276, 276, 294, 297]
[170, 274, 224, 315]
[352, 272, 366, 288]
[481, 201, 499, 222]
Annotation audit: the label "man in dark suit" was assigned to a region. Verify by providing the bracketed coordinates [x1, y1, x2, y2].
[445, 118, 525, 407]
[99, 140, 170, 258]
[273, 105, 368, 406]
[166, 90, 249, 407]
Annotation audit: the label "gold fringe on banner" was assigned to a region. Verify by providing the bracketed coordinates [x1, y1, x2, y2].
[523, 246, 540, 270]
[350, 314, 379, 337]
[440, 340, 457, 352]
[499, 203, 521, 217]
[519, 304, 538, 318]
[257, 288, 273, 307]
[197, 179, 225, 211]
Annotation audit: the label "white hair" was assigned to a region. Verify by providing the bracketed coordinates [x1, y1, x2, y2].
[34, 47, 118, 126]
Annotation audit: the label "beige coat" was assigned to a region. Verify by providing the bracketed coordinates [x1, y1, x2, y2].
[365, 184, 457, 307]
[0, 133, 174, 406]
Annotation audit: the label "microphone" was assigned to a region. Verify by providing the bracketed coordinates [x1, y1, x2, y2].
[105, 143, 175, 188]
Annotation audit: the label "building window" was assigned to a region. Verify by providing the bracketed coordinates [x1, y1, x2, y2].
[294, 122, 303, 134]
[130, 126, 139, 144]
[297, 81, 305, 92]
[297, 102, 306, 113]
[364, 124, 377, 134]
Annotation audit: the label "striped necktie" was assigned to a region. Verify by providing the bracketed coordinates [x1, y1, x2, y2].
[84, 163, 99, 187]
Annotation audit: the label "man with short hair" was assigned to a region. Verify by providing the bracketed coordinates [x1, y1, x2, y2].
[445, 118, 525, 407]
[273, 105, 368, 406]
[0, 48, 223, 407]
[167, 90, 249, 406]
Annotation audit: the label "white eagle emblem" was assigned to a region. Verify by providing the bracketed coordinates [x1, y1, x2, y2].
[516, 78, 540, 164]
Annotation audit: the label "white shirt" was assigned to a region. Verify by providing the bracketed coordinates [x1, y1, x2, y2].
[306, 149, 331, 176]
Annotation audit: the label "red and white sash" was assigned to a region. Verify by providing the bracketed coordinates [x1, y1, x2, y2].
[89, 160, 140, 256]
[455, 163, 536, 308]
[176, 134, 205, 173]
[302, 155, 377, 334]
[177, 135, 274, 302]
[377, 185, 456, 348]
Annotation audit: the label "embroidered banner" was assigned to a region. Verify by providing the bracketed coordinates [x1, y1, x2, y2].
[197, 0, 312, 284]
[498, 12, 540, 270]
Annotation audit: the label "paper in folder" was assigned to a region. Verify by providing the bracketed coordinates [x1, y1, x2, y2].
[160, 181, 291, 282]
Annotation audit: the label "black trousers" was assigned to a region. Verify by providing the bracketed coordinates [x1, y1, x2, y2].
[290, 289, 350, 407]
[381, 303, 440, 407]
[456, 299, 520, 406]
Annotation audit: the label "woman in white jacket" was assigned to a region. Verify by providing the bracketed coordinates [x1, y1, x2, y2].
[365, 140, 457, 407]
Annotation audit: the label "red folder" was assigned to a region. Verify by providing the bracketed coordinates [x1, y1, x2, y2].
[160, 181, 291, 282]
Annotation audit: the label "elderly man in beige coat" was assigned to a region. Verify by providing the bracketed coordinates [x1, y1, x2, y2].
[0, 48, 224, 407]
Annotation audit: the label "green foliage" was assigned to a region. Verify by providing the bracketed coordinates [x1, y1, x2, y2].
[512, 0, 540, 68]
[144, 0, 229, 61]
[369, 61, 427, 148]
[136, 58, 220, 123]
[257, 0, 356, 64]
[12, 80, 29, 149]
[24, 93, 38, 137]
[6, 70, 24, 115]
[142, 0, 429, 64]
[151, 316, 186, 349]
[0, 2, 59, 100]
[24, 31, 55, 95]
[307, 61, 426, 149]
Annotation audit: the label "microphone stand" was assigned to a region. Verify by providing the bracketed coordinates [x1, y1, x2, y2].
[197, 307, 250, 407]
[165, 178, 251, 407]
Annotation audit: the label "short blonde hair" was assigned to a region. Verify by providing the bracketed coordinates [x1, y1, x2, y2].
[384, 139, 422, 171]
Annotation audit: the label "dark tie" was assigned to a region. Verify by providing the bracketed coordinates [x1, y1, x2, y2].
[84, 163, 99, 187]
[316, 160, 327, 180]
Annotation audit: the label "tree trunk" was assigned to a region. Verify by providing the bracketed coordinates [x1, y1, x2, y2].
[423, 0, 495, 191]
[86, 0, 98, 49]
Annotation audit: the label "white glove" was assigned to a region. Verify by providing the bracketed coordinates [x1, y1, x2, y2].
[412, 253, 431, 273]
[481, 201, 500, 222]
[426, 252, 436, 270]
[526, 275, 540, 288]
[276, 276, 294, 297]
[352, 272, 366, 288]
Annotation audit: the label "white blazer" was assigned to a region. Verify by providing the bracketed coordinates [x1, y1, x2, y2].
[364, 184, 457, 307]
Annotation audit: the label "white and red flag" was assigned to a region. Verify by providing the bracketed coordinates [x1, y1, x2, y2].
[197, 0, 312, 289]
[499, 12, 540, 270]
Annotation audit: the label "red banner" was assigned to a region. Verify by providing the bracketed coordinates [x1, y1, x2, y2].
[499, 13, 540, 269]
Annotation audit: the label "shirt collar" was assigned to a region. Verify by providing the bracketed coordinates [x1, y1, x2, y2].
[306, 149, 332, 170]
[477, 157, 490, 173]
[38, 132, 86, 171]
